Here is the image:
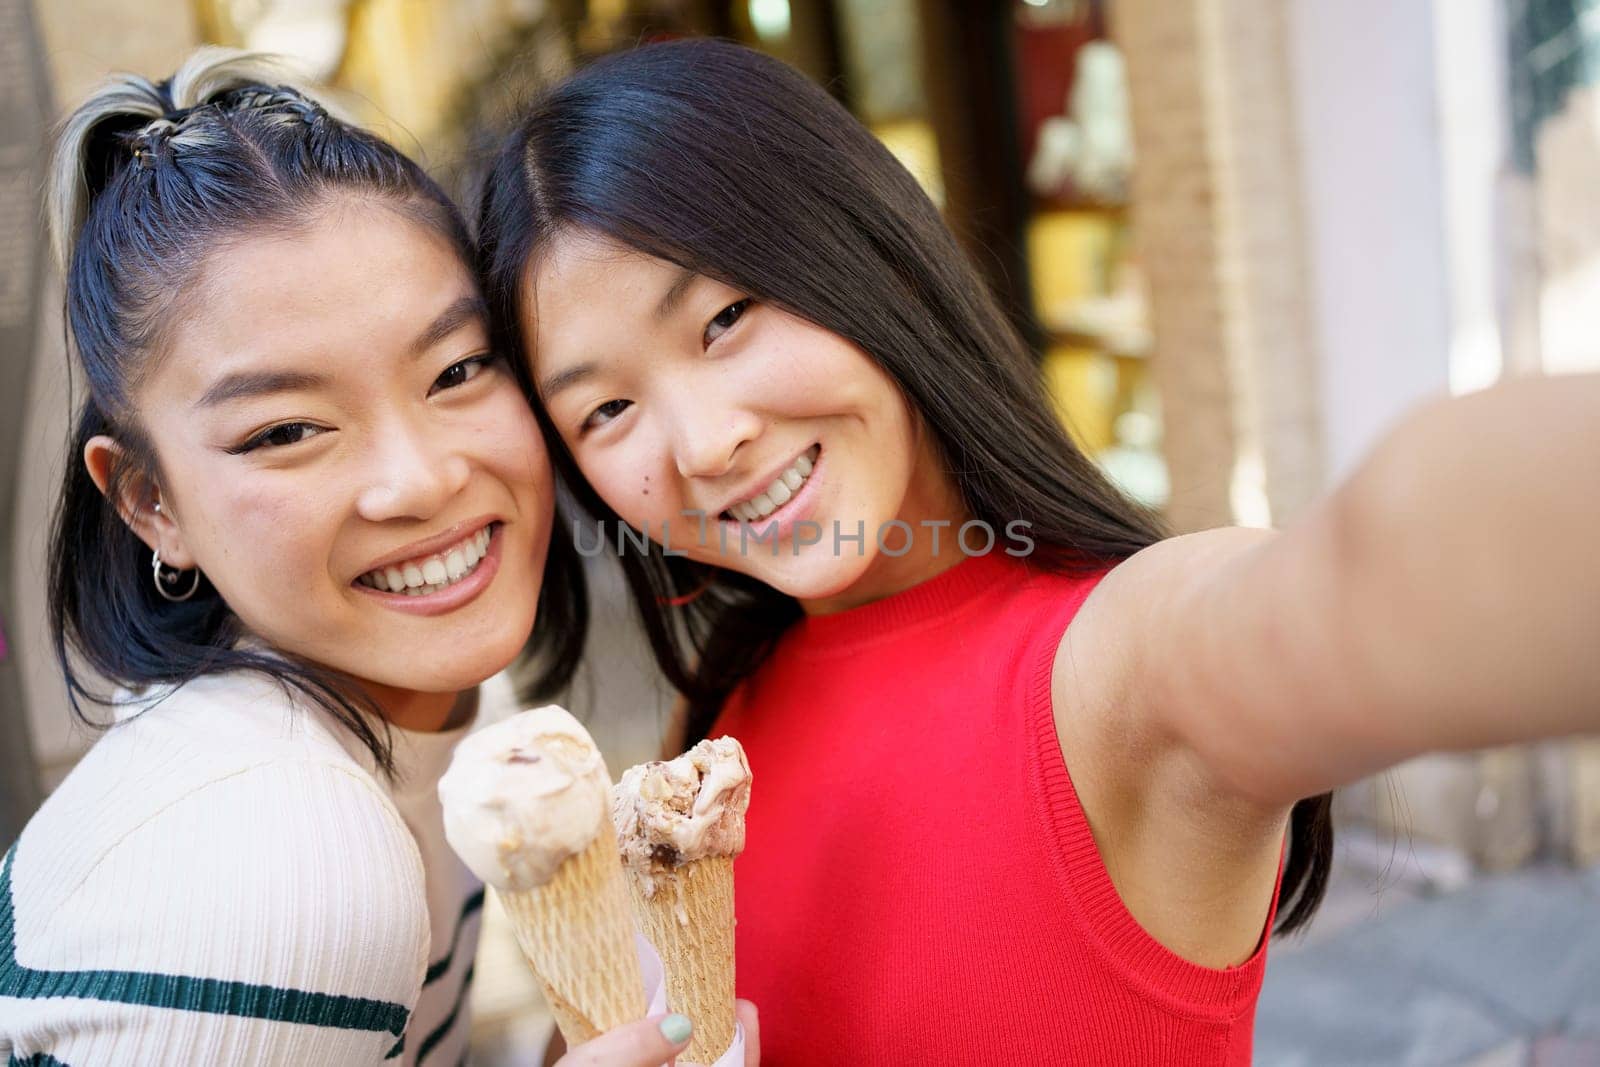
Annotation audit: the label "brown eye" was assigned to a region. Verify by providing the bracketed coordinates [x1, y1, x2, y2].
[582, 399, 631, 432]
[703, 299, 751, 346]
[231, 422, 325, 454]
[431, 353, 501, 395]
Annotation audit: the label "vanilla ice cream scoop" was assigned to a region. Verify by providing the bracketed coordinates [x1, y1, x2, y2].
[612, 736, 751, 875]
[439, 705, 611, 891]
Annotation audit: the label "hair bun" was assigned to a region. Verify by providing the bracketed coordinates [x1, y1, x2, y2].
[47, 47, 312, 270]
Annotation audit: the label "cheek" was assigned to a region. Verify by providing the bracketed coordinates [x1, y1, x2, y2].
[479, 396, 554, 501]
[179, 477, 330, 597]
[762, 328, 887, 420]
[588, 442, 675, 523]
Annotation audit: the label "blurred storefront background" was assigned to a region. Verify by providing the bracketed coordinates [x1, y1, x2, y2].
[4, 0, 1600, 1061]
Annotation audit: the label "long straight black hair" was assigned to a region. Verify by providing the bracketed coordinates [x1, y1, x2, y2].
[477, 38, 1330, 934]
[46, 48, 586, 776]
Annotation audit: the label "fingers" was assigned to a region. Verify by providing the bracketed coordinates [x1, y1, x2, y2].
[736, 1000, 760, 1067]
[555, 1013, 693, 1067]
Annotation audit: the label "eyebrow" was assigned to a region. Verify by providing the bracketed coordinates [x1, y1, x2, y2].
[654, 267, 699, 321]
[195, 369, 330, 409]
[413, 294, 489, 355]
[194, 295, 489, 409]
[537, 361, 598, 402]
[537, 270, 699, 402]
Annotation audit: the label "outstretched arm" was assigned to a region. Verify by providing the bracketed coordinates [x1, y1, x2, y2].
[1134, 372, 1600, 808]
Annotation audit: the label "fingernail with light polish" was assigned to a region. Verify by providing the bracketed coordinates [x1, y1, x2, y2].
[660, 1014, 693, 1044]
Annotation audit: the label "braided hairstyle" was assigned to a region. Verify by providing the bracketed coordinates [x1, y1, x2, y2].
[45, 47, 587, 774]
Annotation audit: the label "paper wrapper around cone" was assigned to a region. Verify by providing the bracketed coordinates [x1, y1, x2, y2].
[624, 856, 737, 1065]
[496, 816, 645, 1046]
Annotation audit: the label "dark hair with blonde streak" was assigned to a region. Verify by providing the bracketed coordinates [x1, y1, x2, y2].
[46, 47, 586, 775]
[477, 38, 1331, 934]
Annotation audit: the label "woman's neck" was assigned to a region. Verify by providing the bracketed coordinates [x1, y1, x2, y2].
[364, 682, 478, 733]
[237, 632, 477, 733]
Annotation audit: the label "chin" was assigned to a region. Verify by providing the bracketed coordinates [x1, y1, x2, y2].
[380, 658, 508, 696]
[372, 625, 534, 696]
[755, 551, 876, 602]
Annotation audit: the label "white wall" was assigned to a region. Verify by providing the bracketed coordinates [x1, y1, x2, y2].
[1432, 0, 1509, 395]
[1288, 0, 1454, 482]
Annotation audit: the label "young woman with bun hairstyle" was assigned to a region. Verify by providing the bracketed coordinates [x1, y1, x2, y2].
[2, 48, 753, 1067]
[480, 38, 1600, 1065]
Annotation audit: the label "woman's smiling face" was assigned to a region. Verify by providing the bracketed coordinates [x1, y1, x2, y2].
[106, 198, 552, 719]
[525, 231, 966, 609]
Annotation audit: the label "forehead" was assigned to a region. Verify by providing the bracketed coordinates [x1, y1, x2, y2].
[524, 232, 681, 357]
[161, 198, 477, 381]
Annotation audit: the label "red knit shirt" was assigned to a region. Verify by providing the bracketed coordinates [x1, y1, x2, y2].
[712, 549, 1282, 1065]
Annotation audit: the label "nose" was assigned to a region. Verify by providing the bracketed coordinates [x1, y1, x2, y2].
[672, 402, 762, 480]
[355, 416, 472, 523]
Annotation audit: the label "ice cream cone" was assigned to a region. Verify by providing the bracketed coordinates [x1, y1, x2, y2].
[496, 815, 644, 1044]
[624, 854, 736, 1064]
[613, 738, 751, 1066]
[440, 706, 646, 1047]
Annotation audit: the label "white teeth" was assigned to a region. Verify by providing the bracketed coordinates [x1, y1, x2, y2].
[361, 525, 495, 596]
[728, 446, 819, 522]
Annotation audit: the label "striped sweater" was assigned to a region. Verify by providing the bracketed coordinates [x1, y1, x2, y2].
[0, 670, 483, 1065]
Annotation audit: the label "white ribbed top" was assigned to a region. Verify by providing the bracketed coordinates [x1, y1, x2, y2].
[0, 669, 484, 1066]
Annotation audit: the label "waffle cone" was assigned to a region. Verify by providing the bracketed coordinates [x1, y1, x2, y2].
[625, 856, 736, 1065]
[497, 819, 645, 1046]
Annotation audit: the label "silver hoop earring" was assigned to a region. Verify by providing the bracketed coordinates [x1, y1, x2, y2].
[152, 549, 201, 602]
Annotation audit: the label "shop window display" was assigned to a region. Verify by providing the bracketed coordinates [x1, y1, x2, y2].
[1014, 0, 1167, 507]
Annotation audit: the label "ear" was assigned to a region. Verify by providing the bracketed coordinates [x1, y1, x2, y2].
[83, 435, 198, 570]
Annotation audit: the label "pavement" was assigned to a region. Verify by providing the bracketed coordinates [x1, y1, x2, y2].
[1255, 831, 1600, 1066]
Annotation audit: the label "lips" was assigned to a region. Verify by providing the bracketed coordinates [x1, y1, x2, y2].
[352, 521, 506, 617]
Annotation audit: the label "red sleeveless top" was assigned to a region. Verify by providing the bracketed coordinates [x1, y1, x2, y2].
[712, 550, 1281, 1065]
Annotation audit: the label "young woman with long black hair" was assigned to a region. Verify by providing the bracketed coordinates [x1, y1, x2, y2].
[479, 39, 1600, 1065]
[0, 48, 753, 1067]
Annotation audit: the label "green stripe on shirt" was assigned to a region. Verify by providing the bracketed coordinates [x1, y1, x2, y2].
[423, 888, 484, 987]
[415, 962, 475, 1065]
[0, 848, 408, 1040]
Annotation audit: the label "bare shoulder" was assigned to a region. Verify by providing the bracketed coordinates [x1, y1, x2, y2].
[1047, 529, 1290, 969]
